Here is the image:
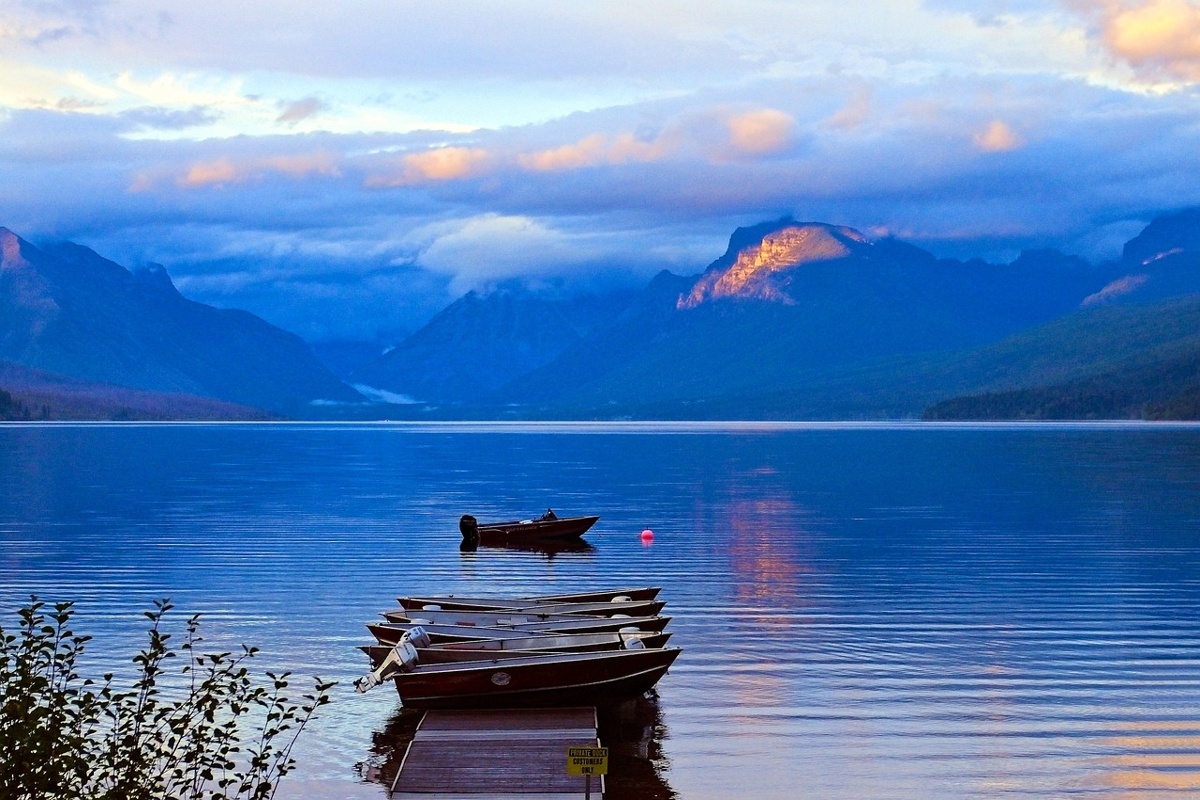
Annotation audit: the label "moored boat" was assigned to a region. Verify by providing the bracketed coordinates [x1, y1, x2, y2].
[357, 642, 681, 709]
[360, 629, 671, 664]
[397, 586, 662, 610]
[400, 598, 666, 617]
[383, 605, 670, 626]
[371, 614, 671, 644]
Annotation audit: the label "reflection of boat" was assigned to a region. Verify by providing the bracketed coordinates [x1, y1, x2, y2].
[358, 644, 681, 709]
[596, 693, 678, 800]
[360, 629, 672, 664]
[362, 697, 677, 800]
[475, 537, 597, 556]
[398, 586, 662, 610]
[460, 511, 600, 545]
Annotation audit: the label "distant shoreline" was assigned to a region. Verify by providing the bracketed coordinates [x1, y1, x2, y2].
[5, 418, 1200, 431]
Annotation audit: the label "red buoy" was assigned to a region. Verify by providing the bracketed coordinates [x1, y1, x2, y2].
[640, 528, 654, 542]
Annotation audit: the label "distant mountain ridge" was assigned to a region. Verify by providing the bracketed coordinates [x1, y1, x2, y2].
[8, 208, 1200, 421]
[350, 210, 1200, 420]
[491, 220, 1109, 412]
[0, 227, 361, 416]
[350, 286, 637, 403]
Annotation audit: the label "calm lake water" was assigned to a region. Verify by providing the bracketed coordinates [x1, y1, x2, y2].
[3, 421, 1200, 799]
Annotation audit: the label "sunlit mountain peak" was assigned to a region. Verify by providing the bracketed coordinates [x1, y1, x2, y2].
[679, 223, 870, 308]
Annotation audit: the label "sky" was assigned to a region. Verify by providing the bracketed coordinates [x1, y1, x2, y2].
[3, 0, 1200, 341]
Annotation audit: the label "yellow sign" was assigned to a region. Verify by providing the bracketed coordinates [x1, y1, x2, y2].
[566, 746, 609, 776]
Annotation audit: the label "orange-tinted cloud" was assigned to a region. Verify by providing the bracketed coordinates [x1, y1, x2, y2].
[517, 108, 794, 174]
[973, 119, 1022, 152]
[173, 152, 341, 188]
[1089, 0, 1200, 82]
[366, 146, 490, 187]
[181, 158, 239, 187]
[518, 134, 611, 171]
[824, 87, 874, 131]
[726, 108, 796, 156]
[264, 152, 341, 178]
[518, 132, 673, 172]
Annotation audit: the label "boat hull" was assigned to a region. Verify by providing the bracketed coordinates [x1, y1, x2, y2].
[379, 612, 672, 633]
[369, 615, 672, 645]
[401, 598, 666, 617]
[396, 587, 663, 613]
[391, 647, 681, 709]
[360, 631, 672, 665]
[474, 515, 600, 543]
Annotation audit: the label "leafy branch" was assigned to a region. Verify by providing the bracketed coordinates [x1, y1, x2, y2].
[0, 596, 334, 800]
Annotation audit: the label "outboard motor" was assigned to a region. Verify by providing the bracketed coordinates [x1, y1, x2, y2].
[354, 638, 419, 693]
[406, 625, 432, 649]
[459, 514, 479, 543]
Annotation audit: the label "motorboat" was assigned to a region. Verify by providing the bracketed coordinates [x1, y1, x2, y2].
[460, 511, 600, 545]
[356, 638, 681, 709]
[359, 629, 671, 664]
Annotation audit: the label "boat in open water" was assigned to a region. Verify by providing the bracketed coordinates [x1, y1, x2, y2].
[460, 510, 600, 546]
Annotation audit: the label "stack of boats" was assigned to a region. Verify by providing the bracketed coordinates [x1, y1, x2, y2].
[355, 586, 680, 709]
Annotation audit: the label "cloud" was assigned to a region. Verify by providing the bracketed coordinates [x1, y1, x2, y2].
[518, 132, 675, 172]
[405, 213, 672, 295]
[973, 119, 1022, 151]
[516, 107, 795, 173]
[365, 146, 490, 187]
[276, 96, 327, 125]
[412, 214, 592, 290]
[10, 3, 1200, 342]
[264, 152, 341, 178]
[1095, 0, 1200, 82]
[181, 158, 239, 187]
[171, 151, 342, 188]
[823, 85, 874, 131]
[725, 108, 796, 157]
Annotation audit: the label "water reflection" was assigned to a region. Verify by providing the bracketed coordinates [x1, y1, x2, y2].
[726, 498, 815, 607]
[7, 424, 1200, 799]
[1098, 720, 1200, 795]
[596, 694, 677, 800]
[478, 539, 598, 556]
[361, 694, 676, 800]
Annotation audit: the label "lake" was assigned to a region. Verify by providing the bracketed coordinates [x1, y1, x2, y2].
[3, 421, 1200, 799]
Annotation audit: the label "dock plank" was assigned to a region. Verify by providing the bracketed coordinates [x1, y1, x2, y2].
[390, 707, 604, 798]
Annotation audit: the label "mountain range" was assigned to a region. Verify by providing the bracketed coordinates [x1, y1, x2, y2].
[348, 211, 1200, 420]
[0, 227, 360, 418]
[4, 210, 1200, 421]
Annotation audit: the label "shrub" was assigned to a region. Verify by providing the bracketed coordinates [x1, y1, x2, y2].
[0, 597, 334, 800]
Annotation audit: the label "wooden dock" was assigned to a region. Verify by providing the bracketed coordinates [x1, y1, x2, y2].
[389, 707, 604, 799]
